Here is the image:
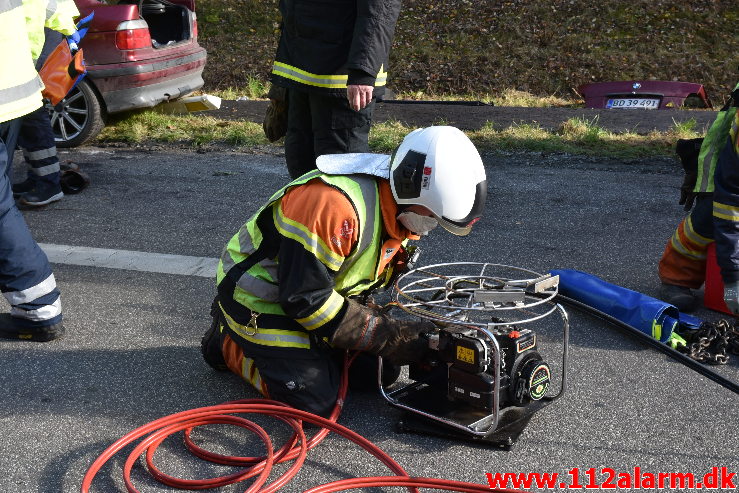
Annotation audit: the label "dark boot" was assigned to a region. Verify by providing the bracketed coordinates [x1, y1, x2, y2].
[658, 283, 696, 312]
[11, 177, 36, 198]
[0, 313, 65, 342]
[19, 181, 64, 206]
[201, 299, 228, 371]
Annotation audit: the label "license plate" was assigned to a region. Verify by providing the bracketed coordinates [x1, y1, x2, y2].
[606, 98, 660, 109]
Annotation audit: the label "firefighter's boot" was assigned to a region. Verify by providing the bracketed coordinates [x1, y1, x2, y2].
[658, 283, 696, 312]
[201, 300, 228, 371]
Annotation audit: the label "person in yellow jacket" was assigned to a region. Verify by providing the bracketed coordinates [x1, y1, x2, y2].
[0, 0, 73, 340]
[201, 126, 488, 416]
[12, 0, 79, 206]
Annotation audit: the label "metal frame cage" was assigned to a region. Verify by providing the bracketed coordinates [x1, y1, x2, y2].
[379, 262, 570, 440]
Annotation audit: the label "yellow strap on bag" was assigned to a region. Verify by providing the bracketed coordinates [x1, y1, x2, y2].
[38, 40, 85, 106]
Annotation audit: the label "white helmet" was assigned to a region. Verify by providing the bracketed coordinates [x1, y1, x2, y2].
[390, 126, 487, 236]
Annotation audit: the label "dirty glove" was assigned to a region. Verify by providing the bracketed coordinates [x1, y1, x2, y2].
[330, 299, 436, 365]
[675, 138, 703, 211]
[723, 280, 739, 315]
[263, 85, 288, 142]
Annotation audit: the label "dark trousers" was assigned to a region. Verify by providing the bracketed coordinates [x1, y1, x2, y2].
[17, 106, 60, 186]
[284, 88, 374, 179]
[0, 119, 61, 326]
[219, 327, 392, 417]
[220, 328, 342, 417]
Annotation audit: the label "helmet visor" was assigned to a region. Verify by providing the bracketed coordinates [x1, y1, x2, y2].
[435, 179, 487, 236]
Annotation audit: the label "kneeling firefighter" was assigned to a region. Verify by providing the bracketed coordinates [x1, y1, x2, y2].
[201, 126, 488, 416]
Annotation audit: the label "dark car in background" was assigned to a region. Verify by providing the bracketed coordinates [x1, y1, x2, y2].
[578, 80, 712, 110]
[50, 0, 207, 147]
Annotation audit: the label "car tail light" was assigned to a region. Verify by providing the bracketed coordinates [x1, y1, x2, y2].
[192, 13, 198, 39]
[115, 20, 151, 50]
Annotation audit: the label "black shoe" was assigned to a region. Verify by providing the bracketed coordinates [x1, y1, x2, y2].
[11, 178, 36, 198]
[19, 182, 64, 207]
[201, 310, 227, 371]
[658, 283, 696, 312]
[0, 314, 65, 342]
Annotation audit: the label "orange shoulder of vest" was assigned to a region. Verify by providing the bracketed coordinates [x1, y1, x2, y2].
[280, 179, 359, 257]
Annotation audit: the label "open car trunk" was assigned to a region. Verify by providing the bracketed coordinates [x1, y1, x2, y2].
[119, 0, 193, 47]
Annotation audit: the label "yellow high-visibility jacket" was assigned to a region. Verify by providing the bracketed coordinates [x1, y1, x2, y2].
[23, 0, 78, 60]
[0, 0, 43, 123]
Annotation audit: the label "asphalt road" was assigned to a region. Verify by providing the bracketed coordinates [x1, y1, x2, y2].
[2, 146, 738, 492]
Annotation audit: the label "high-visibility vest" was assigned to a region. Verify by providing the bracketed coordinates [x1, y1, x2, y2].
[217, 170, 389, 348]
[23, 0, 78, 60]
[695, 83, 739, 194]
[0, 0, 43, 123]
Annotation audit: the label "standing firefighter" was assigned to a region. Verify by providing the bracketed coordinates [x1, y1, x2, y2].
[264, 0, 402, 179]
[659, 83, 739, 313]
[13, 0, 80, 206]
[0, 0, 70, 340]
[202, 126, 488, 416]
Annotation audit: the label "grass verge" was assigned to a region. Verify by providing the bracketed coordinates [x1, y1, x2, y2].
[98, 110, 703, 160]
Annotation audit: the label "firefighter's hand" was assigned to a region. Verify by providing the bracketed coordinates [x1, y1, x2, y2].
[67, 30, 81, 53]
[347, 85, 373, 111]
[263, 85, 288, 142]
[723, 280, 739, 315]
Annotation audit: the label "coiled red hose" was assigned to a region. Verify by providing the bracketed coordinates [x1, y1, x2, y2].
[81, 353, 523, 493]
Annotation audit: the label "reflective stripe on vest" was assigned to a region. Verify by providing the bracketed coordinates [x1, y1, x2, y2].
[0, 0, 23, 14]
[0, 76, 42, 106]
[220, 303, 310, 349]
[0, 1, 45, 122]
[274, 205, 344, 271]
[272, 61, 387, 89]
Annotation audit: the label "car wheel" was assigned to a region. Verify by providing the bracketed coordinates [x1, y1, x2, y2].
[48, 79, 106, 148]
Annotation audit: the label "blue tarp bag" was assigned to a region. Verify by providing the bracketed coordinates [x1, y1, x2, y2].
[551, 269, 701, 343]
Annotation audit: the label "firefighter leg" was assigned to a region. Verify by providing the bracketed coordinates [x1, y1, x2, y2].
[0, 120, 64, 341]
[284, 89, 374, 180]
[15, 106, 63, 206]
[658, 196, 713, 310]
[221, 332, 341, 417]
[201, 298, 341, 416]
[284, 88, 317, 179]
[309, 93, 374, 158]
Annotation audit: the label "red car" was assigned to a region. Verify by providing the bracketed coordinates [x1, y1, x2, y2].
[50, 0, 207, 147]
[578, 81, 712, 110]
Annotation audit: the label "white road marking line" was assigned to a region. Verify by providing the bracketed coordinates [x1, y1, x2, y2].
[38, 243, 218, 278]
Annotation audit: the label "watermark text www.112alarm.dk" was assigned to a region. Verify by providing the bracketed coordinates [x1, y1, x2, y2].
[486, 466, 736, 490]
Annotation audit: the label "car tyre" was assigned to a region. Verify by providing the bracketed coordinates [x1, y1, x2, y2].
[48, 79, 106, 148]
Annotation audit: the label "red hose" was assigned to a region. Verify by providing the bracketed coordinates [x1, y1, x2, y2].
[81, 353, 523, 493]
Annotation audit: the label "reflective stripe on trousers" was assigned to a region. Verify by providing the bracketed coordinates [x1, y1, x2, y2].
[18, 106, 60, 184]
[222, 332, 269, 396]
[0, 120, 62, 325]
[659, 196, 714, 289]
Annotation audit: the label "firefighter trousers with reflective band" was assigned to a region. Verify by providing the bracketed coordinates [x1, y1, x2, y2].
[659, 195, 713, 289]
[217, 318, 342, 417]
[18, 106, 60, 186]
[284, 88, 374, 179]
[0, 120, 62, 327]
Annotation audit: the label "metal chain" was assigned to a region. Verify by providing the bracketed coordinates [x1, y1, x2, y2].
[676, 319, 739, 365]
